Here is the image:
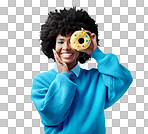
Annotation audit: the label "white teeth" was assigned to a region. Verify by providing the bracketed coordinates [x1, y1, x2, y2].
[61, 53, 73, 58]
[62, 54, 72, 55]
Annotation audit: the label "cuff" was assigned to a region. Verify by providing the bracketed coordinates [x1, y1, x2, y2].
[91, 47, 106, 62]
[59, 72, 70, 78]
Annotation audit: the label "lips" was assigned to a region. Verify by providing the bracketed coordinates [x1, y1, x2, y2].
[61, 52, 73, 58]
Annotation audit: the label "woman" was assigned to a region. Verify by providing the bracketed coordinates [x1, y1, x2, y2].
[31, 7, 133, 134]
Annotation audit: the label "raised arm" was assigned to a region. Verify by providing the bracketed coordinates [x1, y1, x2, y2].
[91, 47, 133, 109]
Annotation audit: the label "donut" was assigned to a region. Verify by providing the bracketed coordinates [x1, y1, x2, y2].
[70, 30, 91, 50]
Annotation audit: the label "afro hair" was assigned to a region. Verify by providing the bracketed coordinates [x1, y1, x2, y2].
[40, 7, 99, 64]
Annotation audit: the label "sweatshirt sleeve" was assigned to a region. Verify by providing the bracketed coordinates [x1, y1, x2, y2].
[91, 47, 133, 109]
[31, 72, 77, 126]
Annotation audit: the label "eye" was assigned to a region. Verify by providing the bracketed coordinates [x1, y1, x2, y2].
[57, 40, 64, 44]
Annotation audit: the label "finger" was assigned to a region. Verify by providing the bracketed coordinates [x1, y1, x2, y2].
[81, 28, 92, 34]
[81, 27, 84, 31]
[56, 56, 63, 64]
[55, 56, 62, 65]
[53, 49, 57, 59]
[53, 49, 59, 58]
[53, 49, 63, 64]
[54, 53, 62, 65]
[85, 31, 92, 36]
[54, 51, 62, 63]
[90, 33, 96, 39]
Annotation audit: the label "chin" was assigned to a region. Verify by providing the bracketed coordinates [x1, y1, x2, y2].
[62, 59, 74, 64]
[61, 56, 77, 64]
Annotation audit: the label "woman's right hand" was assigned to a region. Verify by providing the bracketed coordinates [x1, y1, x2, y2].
[53, 49, 69, 74]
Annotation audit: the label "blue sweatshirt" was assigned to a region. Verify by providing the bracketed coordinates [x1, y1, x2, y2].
[31, 47, 133, 134]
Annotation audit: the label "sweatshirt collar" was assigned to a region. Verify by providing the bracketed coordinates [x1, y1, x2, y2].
[53, 63, 80, 77]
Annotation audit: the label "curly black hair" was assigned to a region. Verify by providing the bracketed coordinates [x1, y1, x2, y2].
[40, 7, 99, 64]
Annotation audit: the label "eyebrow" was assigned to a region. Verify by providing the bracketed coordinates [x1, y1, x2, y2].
[56, 37, 70, 41]
[57, 38, 64, 40]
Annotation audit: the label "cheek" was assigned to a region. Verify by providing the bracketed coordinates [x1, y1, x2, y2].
[55, 44, 61, 52]
[75, 52, 80, 59]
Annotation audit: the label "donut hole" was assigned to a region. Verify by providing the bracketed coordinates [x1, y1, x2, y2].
[78, 38, 84, 44]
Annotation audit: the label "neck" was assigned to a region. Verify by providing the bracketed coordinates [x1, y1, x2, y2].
[67, 62, 77, 71]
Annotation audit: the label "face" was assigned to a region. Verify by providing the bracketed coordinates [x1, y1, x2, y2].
[55, 31, 80, 69]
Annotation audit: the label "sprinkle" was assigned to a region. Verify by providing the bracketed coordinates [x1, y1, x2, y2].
[89, 39, 91, 41]
[88, 42, 90, 43]
[77, 45, 79, 47]
[73, 42, 75, 43]
[86, 40, 88, 42]
[82, 45, 84, 47]
[74, 34, 76, 36]
[85, 35, 87, 37]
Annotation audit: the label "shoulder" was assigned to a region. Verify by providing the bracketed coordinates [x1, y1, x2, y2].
[33, 69, 57, 83]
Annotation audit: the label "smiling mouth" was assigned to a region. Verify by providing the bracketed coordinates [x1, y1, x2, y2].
[61, 53, 73, 58]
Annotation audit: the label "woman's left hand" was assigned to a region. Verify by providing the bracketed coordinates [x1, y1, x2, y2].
[78, 28, 98, 56]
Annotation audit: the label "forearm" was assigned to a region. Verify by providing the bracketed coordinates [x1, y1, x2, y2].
[91, 47, 133, 109]
[31, 72, 77, 126]
[91, 47, 133, 82]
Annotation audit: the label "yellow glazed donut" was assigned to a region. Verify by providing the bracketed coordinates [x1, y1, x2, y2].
[70, 30, 91, 50]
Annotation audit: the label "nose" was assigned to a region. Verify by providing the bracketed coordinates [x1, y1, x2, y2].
[63, 41, 71, 50]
